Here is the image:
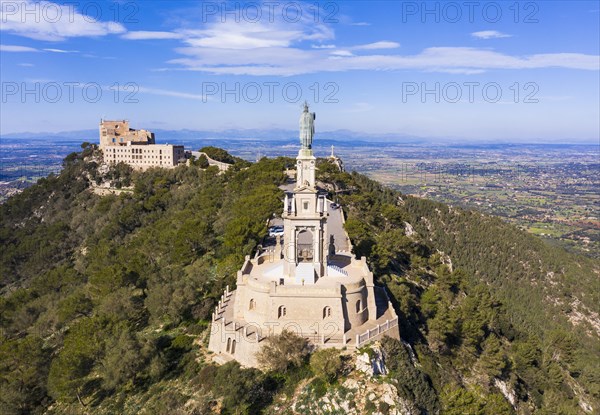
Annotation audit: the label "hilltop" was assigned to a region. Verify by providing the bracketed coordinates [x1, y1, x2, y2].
[0, 146, 598, 414]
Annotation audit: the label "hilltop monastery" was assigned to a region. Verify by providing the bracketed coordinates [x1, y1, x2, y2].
[99, 120, 185, 170]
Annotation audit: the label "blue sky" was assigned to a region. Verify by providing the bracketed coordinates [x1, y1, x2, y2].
[1, 0, 599, 142]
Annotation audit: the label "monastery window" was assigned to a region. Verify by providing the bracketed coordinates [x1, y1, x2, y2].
[303, 201, 309, 211]
[323, 306, 331, 319]
[356, 300, 362, 313]
[231, 340, 236, 354]
[278, 305, 286, 319]
[249, 299, 256, 310]
[226, 338, 231, 352]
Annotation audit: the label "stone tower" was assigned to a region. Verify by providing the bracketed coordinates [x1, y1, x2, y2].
[282, 105, 328, 282]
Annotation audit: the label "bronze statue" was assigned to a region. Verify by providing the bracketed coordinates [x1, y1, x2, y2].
[299, 101, 315, 149]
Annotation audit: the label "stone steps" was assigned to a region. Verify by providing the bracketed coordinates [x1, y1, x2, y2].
[212, 353, 234, 365]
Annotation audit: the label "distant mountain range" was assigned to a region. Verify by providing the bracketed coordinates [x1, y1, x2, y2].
[2, 128, 596, 145]
[1, 128, 419, 143]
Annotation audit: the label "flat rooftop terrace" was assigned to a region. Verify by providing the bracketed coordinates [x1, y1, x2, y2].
[243, 251, 370, 290]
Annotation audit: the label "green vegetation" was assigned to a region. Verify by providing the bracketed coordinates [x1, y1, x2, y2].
[318, 161, 599, 414]
[380, 336, 439, 414]
[309, 348, 343, 383]
[0, 148, 293, 414]
[0, 149, 597, 414]
[199, 146, 251, 167]
[257, 330, 311, 373]
[189, 153, 210, 169]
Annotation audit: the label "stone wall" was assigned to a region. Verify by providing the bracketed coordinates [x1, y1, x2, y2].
[99, 120, 155, 149]
[103, 143, 184, 170]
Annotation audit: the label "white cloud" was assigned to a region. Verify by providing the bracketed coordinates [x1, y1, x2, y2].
[137, 86, 210, 101]
[82, 54, 116, 60]
[43, 48, 78, 53]
[175, 19, 333, 50]
[471, 30, 512, 39]
[0, 44, 39, 52]
[138, 3, 334, 52]
[167, 44, 600, 76]
[122, 31, 184, 40]
[23, 82, 210, 101]
[330, 50, 353, 57]
[428, 68, 486, 75]
[0, 44, 82, 53]
[353, 41, 400, 50]
[0, 0, 125, 41]
[112, 3, 598, 77]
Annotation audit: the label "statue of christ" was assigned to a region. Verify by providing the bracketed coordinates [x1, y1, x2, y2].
[299, 101, 315, 149]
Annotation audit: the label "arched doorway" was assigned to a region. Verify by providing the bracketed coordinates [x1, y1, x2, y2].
[297, 229, 314, 262]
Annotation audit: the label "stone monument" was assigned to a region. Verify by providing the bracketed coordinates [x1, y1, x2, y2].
[207, 105, 399, 367]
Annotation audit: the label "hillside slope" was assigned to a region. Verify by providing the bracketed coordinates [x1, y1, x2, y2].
[0, 147, 597, 414]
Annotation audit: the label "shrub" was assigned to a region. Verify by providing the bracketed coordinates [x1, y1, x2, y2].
[309, 377, 328, 398]
[310, 348, 342, 383]
[170, 334, 194, 351]
[256, 330, 311, 373]
[196, 154, 210, 168]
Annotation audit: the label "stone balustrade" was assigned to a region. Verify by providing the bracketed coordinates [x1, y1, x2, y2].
[355, 317, 399, 348]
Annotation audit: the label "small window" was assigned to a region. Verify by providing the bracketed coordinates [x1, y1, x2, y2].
[231, 340, 236, 354]
[226, 338, 231, 352]
[249, 299, 256, 310]
[303, 201, 309, 211]
[356, 300, 362, 313]
[323, 306, 331, 319]
[278, 305, 286, 319]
